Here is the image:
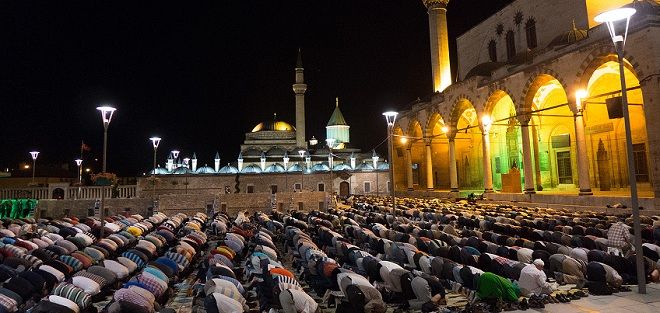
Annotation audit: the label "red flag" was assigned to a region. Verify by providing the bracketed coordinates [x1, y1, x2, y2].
[82, 142, 91, 151]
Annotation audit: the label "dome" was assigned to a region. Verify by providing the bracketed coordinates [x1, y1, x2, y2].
[548, 22, 587, 48]
[377, 161, 390, 170]
[465, 62, 505, 79]
[251, 113, 295, 132]
[311, 163, 330, 172]
[241, 164, 262, 174]
[333, 163, 352, 171]
[150, 167, 169, 175]
[218, 164, 239, 174]
[287, 163, 303, 172]
[195, 166, 215, 174]
[172, 166, 191, 174]
[356, 162, 375, 171]
[264, 163, 286, 173]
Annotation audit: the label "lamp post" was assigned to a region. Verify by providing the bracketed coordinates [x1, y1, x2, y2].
[283, 152, 289, 191]
[383, 111, 398, 209]
[171, 150, 180, 169]
[149, 137, 161, 214]
[298, 149, 306, 191]
[326, 138, 336, 196]
[29, 151, 39, 186]
[372, 150, 379, 197]
[75, 159, 83, 199]
[96, 105, 116, 239]
[595, 7, 645, 294]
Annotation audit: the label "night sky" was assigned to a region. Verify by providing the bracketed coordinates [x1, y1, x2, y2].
[0, 0, 512, 176]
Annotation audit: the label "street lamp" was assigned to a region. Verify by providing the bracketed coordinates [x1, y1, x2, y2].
[96, 105, 116, 239]
[383, 111, 398, 209]
[372, 150, 379, 197]
[75, 159, 83, 199]
[326, 138, 336, 198]
[29, 151, 39, 185]
[595, 7, 646, 294]
[283, 152, 290, 192]
[149, 136, 162, 214]
[298, 149, 306, 191]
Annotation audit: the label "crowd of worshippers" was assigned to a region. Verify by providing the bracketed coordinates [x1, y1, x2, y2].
[198, 196, 660, 313]
[200, 211, 322, 313]
[0, 211, 208, 313]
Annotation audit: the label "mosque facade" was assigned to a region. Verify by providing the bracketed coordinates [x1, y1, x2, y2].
[143, 51, 390, 199]
[390, 0, 660, 200]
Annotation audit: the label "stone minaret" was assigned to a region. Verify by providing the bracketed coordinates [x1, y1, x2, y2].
[423, 0, 451, 92]
[292, 48, 307, 148]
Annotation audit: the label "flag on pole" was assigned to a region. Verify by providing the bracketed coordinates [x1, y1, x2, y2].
[81, 142, 91, 151]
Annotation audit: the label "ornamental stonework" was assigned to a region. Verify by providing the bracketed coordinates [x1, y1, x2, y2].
[422, 0, 449, 9]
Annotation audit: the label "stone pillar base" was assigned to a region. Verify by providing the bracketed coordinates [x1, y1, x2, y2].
[450, 188, 459, 192]
[524, 189, 536, 194]
[579, 189, 593, 196]
[484, 188, 494, 193]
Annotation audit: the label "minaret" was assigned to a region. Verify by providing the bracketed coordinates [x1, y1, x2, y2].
[423, 0, 451, 92]
[292, 48, 307, 148]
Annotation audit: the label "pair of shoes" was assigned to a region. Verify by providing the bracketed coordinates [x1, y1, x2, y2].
[573, 290, 587, 298]
[556, 294, 570, 303]
[518, 298, 529, 310]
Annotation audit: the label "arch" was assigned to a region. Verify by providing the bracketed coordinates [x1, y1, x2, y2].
[52, 188, 64, 200]
[425, 111, 446, 136]
[581, 59, 649, 191]
[576, 47, 644, 89]
[450, 97, 476, 127]
[520, 70, 570, 113]
[339, 181, 350, 197]
[484, 89, 516, 116]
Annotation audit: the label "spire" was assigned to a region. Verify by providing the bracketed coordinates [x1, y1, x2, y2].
[296, 48, 303, 68]
[273, 112, 277, 120]
[215, 151, 220, 160]
[372, 150, 378, 158]
[192, 152, 197, 159]
[327, 98, 348, 126]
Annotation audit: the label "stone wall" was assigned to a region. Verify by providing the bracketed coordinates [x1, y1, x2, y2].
[35, 198, 152, 219]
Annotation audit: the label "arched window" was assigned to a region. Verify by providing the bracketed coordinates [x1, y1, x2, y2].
[488, 40, 497, 62]
[506, 30, 516, 61]
[525, 18, 537, 49]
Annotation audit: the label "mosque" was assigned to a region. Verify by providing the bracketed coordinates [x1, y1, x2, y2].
[145, 50, 390, 200]
[390, 0, 660, 204]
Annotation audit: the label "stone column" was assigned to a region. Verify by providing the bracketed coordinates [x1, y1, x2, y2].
[405, 147, 414, 191]
[424, 138, 434, 190]
[448, 132, 459, 192]
[531, 125, 543, 190]
[520, 118, 536, 194]
[482, 130, 494, 193]
[574, 110, 593, 195]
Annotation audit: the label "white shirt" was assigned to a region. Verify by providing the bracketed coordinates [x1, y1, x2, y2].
[518, 264, 551, 296]
[212, 293, 244, 313]
[288, 289, 318, 313]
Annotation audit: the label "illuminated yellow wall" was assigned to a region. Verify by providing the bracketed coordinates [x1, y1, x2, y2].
[586, 0, 634, 28]
[584, 60, 648, 189]
[430, 116, 450, 189]
[454, 106, 483, 189]
[487, 93, 521, 190]
[530, 77, 576, 188]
